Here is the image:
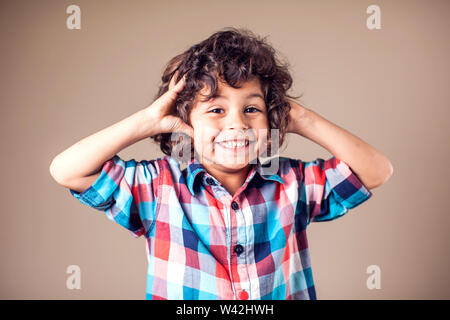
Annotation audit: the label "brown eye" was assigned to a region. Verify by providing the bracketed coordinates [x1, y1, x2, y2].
[209, 108, 223, 113]
[245, 107, 260, 113]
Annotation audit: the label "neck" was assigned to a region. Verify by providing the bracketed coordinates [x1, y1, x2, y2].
[202, 162, 252, 197]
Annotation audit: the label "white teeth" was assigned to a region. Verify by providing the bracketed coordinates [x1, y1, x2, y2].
[218, 141, 249, 148]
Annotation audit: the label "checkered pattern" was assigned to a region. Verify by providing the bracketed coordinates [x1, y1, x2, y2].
[70, 154, 372, 300]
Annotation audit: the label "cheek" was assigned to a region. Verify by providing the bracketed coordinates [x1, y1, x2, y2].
[191, 127, 211, 149]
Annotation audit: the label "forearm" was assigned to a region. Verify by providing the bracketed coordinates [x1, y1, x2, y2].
[50, 108, 156, 184]
[292, 107, 393, 190]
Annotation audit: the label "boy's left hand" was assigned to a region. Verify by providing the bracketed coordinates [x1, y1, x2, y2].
[286, 99, 310, 135]
[285, 98, 394, 189]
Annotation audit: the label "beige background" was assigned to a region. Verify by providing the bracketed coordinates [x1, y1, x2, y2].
[1, 0, 449, 299]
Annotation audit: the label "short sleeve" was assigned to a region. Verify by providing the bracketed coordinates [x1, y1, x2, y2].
[298, 156, 372, 225]
[69, 155, 161, 238]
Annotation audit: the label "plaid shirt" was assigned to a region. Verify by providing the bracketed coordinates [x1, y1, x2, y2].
[70, 154, 372, 300]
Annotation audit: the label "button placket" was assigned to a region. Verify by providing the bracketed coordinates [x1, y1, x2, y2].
[231, 199, 250, 300]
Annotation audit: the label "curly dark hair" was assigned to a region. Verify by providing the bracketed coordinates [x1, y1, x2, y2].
[150, 27, 302, 161]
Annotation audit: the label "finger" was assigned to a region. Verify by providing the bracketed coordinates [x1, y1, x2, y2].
[172, 74, 186, 93]
[157, 75, 185, 111]
[168, 71, 180, 90]
[181, 123, 194, 140]
[175, 121, 194, 139]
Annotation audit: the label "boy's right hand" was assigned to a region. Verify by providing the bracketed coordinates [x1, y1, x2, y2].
[143, 72, 194, 139]
[50, 71, 193, 192]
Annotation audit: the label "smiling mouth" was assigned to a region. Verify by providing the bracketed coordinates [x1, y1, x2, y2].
[214, 140, 255, 150]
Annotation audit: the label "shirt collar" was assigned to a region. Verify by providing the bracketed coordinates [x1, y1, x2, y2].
[186, 157, 284, 196]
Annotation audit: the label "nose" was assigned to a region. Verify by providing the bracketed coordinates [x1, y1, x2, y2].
[224, 108, 248, 130]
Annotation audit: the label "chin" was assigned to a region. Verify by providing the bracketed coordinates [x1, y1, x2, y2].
[214, 162, 252, 173]
[215, 154, 260, 169]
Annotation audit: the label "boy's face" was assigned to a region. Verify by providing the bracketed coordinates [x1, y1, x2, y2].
[188, 77, 269, 173]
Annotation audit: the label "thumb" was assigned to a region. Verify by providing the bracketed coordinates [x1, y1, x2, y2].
[170, 117, 194, 139]
[178, 123, 194, 140]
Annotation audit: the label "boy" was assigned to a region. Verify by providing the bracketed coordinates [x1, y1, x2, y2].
[49, 28, 393, 300]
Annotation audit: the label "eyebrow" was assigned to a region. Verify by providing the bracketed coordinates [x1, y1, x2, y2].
[208, 92, 265, 101]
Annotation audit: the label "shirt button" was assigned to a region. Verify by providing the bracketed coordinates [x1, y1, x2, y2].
[239, 290, 249, 300]
[206, 177, 215, 185]
[233, 244, 244, 255]
[231, 201, 239, 210]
